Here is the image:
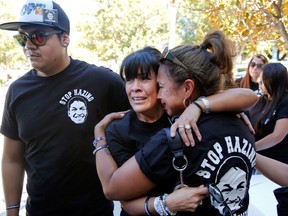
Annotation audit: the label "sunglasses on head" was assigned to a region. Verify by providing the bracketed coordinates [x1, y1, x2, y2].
[13, 30, 62, 47]
[161, 47, 190, 72]
[250, 61, 263, 69]
[207, 183, 233, 216]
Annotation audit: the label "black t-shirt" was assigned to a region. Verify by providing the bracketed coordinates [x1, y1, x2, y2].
[106, 110, 171, 167]
[106, 110, 172, 215]
[236, 77, 261, 96]
[251, 94, 288, 164]
[135, 112, 256, 216]
[0, 58, 130, 216]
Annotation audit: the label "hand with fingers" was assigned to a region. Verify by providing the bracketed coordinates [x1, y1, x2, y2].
[170, 103, 202, 147]
[237, 112, 255, 135]
[166, 185, 208, 213]
[94, 110, 128, 136]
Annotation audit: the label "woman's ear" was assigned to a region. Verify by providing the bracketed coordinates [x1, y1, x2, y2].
[61, 32, 70, 47]
[184, 79, 195, 98]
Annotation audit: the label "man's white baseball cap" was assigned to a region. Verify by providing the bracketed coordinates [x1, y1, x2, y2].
[0, 0, 70, 34]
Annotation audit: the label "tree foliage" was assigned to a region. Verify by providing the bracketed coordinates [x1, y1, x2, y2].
[76, 0, 170, 63]
[0, 0, 288, 72]
[0, 1, 27, 70]
[189, 0, 288, 59]
[176, 1, 211, 44]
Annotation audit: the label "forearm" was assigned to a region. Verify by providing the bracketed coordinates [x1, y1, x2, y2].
[95, 130, 154, 200]
[172, 88, 257, 145]
[256, 136, 277, 151]
[197, 88, 258, 113]
[122, 186, 208, 215]
[122, 195, 183, 215]
[122, 196, 180, 215]
[2, 160, 24, 216]
[256, 153, 288, 186]
[1, 137, 25, 216]
[256, 133, 285, 151]
[256, 119, 288, 151]
[94, 129, 119, 199]
[122, 197, 157, 215]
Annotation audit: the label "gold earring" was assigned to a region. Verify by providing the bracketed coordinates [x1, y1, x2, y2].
[183, 97, 190, 108]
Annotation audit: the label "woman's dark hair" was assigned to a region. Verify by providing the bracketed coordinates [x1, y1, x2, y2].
[250, 62, 288, 133]
[120, 46, 161, 81]
[160, 30, 235, 98]
[239, 54, 268, 89]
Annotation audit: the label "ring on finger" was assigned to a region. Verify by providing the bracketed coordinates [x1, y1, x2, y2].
[199, 200, 203, 206]
[185, 124, 191, 130]
[178, 125, 184, 128]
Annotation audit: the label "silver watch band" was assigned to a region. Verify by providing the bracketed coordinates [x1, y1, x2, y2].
[198, 96, 210, 113]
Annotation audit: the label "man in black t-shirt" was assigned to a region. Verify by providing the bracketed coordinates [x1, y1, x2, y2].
[0, 0, 130, 215]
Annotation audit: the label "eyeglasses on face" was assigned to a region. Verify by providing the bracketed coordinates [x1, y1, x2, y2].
[207, 183, 233, 216]
[161, 47, 190, 72]
[250, 61, 263, 69]
[13, 30, 62, 47]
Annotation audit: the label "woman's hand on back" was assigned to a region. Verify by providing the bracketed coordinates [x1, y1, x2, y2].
[94, 111, 128, 136]
[166, 185, 208, 213]
[170, 103, 202, 147]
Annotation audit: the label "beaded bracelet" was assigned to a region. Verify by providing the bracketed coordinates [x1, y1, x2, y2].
[154, 196, 166, 215]
[154, 194, 177, 216]
[93, 136, 106, 147]
[162, 194, 176, 216]
[6, 204, 20, 210]
[93, 144, 109, 155]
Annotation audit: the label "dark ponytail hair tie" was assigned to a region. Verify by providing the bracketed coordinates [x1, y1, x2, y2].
[199, 44, 206, 49]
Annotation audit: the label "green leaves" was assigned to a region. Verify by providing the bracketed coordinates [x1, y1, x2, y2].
[1, 0, 287, 73]
[76, 0, 169, 63]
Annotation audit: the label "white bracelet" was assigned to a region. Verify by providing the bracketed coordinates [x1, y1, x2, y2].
[154, 196, 166, 215]
[6, 204, 20, 210]
[93, 144, 109, 155]
[162, 194, 177, 216]
[198, 96, 210, 113]
[154, 194, 177, 216]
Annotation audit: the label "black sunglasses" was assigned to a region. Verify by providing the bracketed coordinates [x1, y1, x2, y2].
[13, 30, 62, 47]
[161, 47, 190, 72]
[208, 183, 233, 216]
[250, 61, 263, 69]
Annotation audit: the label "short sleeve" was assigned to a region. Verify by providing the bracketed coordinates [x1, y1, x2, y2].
[276, 96, 288, 120]
[134, 129, 177, 185]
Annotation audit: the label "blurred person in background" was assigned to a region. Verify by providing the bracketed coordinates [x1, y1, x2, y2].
[236, 54, 268, 96]
[249, 62, 288, 164]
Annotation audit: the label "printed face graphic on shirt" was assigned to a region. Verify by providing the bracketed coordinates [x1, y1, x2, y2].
[212, 167, 246, 214]
[209, 155, 249, 216]
[195, 136, 255, 215]
[67, 97, 88, 124]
